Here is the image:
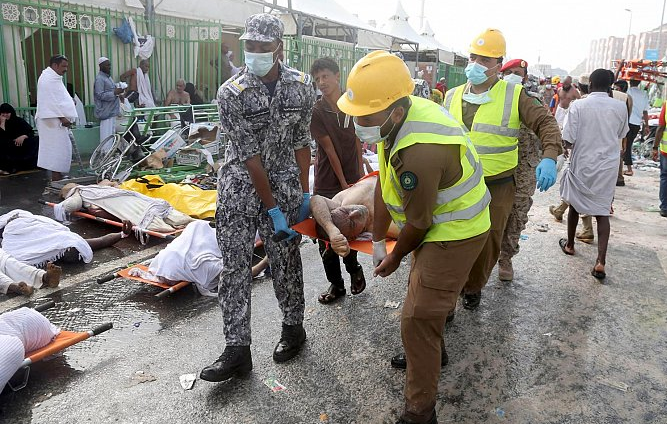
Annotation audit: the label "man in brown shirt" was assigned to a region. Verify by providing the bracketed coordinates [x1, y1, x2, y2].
[310, 57, 364, 304]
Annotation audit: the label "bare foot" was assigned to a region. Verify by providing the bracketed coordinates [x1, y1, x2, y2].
[42, 262, 62, 288]
[8, 282, 34, 296]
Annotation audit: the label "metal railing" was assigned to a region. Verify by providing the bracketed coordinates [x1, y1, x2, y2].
[0, 0, 240, 121]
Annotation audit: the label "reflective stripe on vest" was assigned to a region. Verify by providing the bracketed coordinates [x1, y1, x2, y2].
[379, 96, 491, 242]
[444, 81, 522, 176]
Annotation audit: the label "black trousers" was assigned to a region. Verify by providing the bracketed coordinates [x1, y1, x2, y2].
[318, 240, 361, 288]
[624, 123, 641, 166]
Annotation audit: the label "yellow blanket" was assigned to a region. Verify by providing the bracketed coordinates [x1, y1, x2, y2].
[121, 175, 216, 219]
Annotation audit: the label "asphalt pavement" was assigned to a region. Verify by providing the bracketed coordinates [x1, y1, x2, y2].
[0, 165, 666, 424]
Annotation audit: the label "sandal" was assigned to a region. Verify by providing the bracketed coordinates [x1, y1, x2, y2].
[559, 238, 574, 256]
[623, 170, 633, 176]
[591, 261, 606, 280]
[350, 268, 366, 295]
[318, 284, 346, 304]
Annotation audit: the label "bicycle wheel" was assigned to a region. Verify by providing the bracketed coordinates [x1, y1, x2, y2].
[90, 134, 122, 170]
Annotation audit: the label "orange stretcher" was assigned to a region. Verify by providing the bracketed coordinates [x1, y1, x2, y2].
[8, 301, 113, 391]
[98, 264, 191, 298]
[292, 218, 395, 256]
[39, 200, 183, 240]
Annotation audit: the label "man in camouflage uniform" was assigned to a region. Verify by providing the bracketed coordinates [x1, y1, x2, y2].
[497, 59, 542, 281]
[200, 13, 315, 383]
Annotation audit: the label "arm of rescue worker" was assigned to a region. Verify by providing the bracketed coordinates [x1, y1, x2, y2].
[518, 90, 563, 160]
[295, 85, 316, 193]
[375, 144, 463, 278]
[372, 172, 392, 242]
[310, 195, 349, 256]
[218, 90, 278, 208]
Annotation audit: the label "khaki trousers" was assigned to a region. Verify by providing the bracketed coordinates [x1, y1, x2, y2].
[463, 180, 516, 294]
[401, 232, 489, 422]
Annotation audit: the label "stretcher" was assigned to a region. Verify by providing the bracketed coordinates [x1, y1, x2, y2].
[7, 301, 113, 391]
[96, 240, 266, 298]
[97, 264, 190, 298]
[39, 200, 182, 240]
[291, 218, 396, 256]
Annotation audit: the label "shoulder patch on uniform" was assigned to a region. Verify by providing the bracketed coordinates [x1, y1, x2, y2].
[285, 68, 312, 85]
[223, 74, 248, 96]
[399, 171, 418, 191]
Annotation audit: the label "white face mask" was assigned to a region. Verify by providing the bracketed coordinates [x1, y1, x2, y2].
[503, 73, 523, 85]
[245, 44, 281, 77]
[353, 109, 395, 145]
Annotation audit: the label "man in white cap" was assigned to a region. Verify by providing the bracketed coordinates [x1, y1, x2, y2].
[94, 57, 123, 145]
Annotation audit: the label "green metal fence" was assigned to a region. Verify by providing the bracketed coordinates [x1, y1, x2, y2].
[284, 35, 369, 89]
[0, 0, 240, 122]
[437, 62, 466, 91]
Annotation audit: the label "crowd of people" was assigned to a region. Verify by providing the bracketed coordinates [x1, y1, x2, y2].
[2, 9, 666, 424]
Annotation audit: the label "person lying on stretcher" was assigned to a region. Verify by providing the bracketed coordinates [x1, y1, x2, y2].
[311, 173, 399, 257]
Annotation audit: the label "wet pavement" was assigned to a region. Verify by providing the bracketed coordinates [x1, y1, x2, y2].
[0, 165, 666, 424]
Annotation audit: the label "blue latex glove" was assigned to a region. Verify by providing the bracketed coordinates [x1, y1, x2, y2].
[535, 158, 557, 192]
[297, 193, 311, 223]
[268, 206, 298, 241]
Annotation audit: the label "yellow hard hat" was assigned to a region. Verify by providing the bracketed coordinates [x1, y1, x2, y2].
[551, 76, 560, 84]
[469, 28, 506, 58]
[337, 50, 415, 117]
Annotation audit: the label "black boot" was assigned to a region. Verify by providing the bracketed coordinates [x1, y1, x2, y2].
[273, 323, 306, 363]
[462, 291, 481, 310]
[390, 345, 448, 370]
[200, 346, 252, 382]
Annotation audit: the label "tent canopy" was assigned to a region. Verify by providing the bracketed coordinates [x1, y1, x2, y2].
[379, 1, 429, 49]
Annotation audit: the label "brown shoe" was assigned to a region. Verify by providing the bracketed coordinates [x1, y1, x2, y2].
[549, 205, 564, 222]
[498, 259, 513, 281]
[575, 231, 594, 244]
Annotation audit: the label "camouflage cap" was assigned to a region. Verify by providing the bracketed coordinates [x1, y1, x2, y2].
[239, 13, 284, 43]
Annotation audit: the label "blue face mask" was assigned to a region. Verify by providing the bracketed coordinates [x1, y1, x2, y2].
[245, 44, 281, 77]
[465, 62, 490, 85]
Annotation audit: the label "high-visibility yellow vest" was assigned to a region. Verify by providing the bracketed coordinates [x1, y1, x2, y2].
[378, 96, 491, 243]
[444, 80, 522, 177]
[661, 136, 667, 155]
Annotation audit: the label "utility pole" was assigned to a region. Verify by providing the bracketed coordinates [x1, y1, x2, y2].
[419, 0, 426, 31]
[659, 0, 666, 60]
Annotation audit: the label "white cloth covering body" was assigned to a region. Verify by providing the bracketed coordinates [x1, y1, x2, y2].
[147, 220, 222, 296]
[627, 86, 649, 126]
[135, 68, 155, 107]
[35, 67, 77, 173]
[55, 185, 193, 232]
[560, 92, 629, 216]
[0, 249, 45, 294]
[0, 308, 59, 389]
[0, 209, 93, 266]
[554, 105, 567, 129]
[99, 117, 116, 144]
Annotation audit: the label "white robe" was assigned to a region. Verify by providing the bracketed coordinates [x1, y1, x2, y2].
[136, 68, 155, 108]
[147, 220, 222, 296]
[560, 92, 629, 216]
[0, 308, 59, 389]
[35, 67, 78, 173]
[55, 185, 193, 232]
[0, 249, 45, 294]
[0, 210, 93, 266]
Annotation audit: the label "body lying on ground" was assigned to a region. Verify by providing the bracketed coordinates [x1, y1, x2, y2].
[0, 308, 60, 389]
[55, 182, 193, 233]
[310, 173, 399, 257]
[0, 209, 131, 266]
[0, 249, 60, 297]
[130, 220, 268, 296]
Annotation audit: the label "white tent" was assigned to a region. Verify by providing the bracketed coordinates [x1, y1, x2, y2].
[418, 19, 455, 64]
[269, 0, 393, 49]
[379, 1, 429, 48]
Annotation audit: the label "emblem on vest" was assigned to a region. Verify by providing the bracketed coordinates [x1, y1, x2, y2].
[400, 171, 418, 191]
